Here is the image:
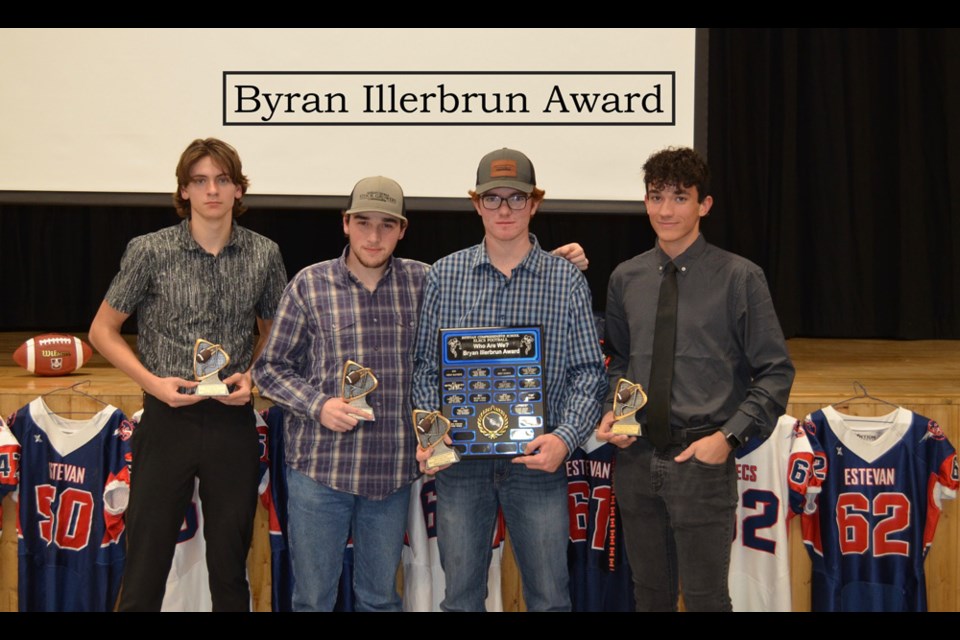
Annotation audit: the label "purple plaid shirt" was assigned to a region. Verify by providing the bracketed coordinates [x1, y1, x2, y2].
[252, 247, 428, 499]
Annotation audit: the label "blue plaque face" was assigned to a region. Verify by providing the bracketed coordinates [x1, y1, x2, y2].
[438, 327, 545, 459]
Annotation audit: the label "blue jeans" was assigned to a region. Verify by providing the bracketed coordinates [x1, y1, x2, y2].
[613, 437, 737, 612]
[285, 466, 410, 612]
[435, 459, 570, 612]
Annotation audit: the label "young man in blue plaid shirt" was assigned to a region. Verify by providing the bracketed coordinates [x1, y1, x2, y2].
[412, 148, 607, 611]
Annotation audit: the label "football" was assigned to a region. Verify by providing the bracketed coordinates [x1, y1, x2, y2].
[12, 334, 93, 376]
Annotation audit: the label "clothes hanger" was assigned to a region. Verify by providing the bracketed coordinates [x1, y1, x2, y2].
[39, 380, 109, 416]
[830, 381, 900, 410]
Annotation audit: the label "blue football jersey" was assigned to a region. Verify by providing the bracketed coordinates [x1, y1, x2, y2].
[258, 406, 355, 612]
[800, 406, 958, 612]
[566, 438, 635, 612]
[259, 405, 294, 612]
[1, 398, 133, 612]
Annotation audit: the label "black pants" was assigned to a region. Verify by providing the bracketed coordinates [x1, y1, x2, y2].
[118, 394, 261, 611]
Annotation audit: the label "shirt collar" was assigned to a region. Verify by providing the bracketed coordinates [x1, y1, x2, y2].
[177, 218, 242, 252]
[654, 233, 707, 275]
[472, 233, 545, 276]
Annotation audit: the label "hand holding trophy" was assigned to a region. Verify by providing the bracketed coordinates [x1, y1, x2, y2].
[612, 378, 648, 436]
[413, 409, 461, 470]
[194, 339, 231, 397]
[342, 360, 378, 421]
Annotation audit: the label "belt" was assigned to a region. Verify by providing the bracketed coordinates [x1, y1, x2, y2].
[640, 424, 720, 451]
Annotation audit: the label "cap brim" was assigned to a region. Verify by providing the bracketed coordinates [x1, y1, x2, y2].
[475, 179, 535, 193]
[345, 205, 406, 221]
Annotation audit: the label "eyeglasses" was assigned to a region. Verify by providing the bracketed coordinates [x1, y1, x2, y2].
[480, 193, 529, 210]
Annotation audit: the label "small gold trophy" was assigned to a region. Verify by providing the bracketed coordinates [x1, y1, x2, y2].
[342, 360, 378, 421]
[413, 409, 461, 470]
[193, 339, 230, 397]
[612, 378, 648, 436]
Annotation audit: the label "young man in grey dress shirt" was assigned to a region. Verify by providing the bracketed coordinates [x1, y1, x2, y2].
[89, 138, 287, 611]
[597, 146, 794, 611]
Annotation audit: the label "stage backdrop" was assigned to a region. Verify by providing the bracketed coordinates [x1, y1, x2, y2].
[0, 28, 696, 203]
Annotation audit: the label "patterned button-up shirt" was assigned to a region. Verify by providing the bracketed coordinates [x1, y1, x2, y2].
[105, 219, 287, 379]
[253, 248, 428, 499]
[412, 235, 606, 456]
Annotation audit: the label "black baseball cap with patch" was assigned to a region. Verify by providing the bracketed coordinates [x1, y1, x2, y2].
[475, 148, 536, 193]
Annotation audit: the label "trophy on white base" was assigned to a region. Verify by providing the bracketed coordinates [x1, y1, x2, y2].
[611, 378, 648, 436]
[413, 409, 461, 470]
[194, 339, 230, 397]
[342, 360, 378, 421]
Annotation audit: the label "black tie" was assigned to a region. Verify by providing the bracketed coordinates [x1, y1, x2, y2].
[646, 261, 678, 450]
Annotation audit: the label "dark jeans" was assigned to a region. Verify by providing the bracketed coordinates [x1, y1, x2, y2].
[613, 437, 737, 612]
[118, 394, 260, 612]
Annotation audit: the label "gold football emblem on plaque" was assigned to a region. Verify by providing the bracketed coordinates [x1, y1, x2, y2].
[477, 406, 510, 439]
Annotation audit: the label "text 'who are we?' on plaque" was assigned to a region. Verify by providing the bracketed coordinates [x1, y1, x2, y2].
[439, 327, 545, 458]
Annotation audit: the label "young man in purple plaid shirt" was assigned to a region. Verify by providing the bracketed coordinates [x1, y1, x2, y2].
[252, 177, 422, 611]
[412, 148, 607, 611]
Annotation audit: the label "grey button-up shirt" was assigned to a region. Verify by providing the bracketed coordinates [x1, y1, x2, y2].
[604, 234, 794, 444]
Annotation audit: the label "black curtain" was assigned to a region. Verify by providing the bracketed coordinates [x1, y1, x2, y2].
[707, 28, 960, 338]
[0, 202, 649, 333]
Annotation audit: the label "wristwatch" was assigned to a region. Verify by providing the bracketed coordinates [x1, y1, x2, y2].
[720, 427, 742, 450]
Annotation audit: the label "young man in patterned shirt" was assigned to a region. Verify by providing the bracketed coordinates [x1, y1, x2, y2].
[89, 138, 288, 611]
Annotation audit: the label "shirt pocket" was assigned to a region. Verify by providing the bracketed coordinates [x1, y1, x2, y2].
[395, 311, 418, 356]
[318, 309, 359, 366]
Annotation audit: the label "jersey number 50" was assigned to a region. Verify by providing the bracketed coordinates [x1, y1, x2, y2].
[35, 484, 94, 551]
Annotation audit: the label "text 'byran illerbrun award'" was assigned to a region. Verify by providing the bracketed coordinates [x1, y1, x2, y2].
[413, 409, 461, 470]
[342, 360, 378, 421]
[612, 378, 647, 436]
[194, 339, 230, 397]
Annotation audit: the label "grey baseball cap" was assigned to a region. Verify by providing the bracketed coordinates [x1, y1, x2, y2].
[345, 176, 406, 221]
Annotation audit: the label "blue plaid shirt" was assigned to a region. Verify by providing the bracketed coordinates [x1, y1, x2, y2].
[252, 248, 428, 499]
[412, 235, 606, 456]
